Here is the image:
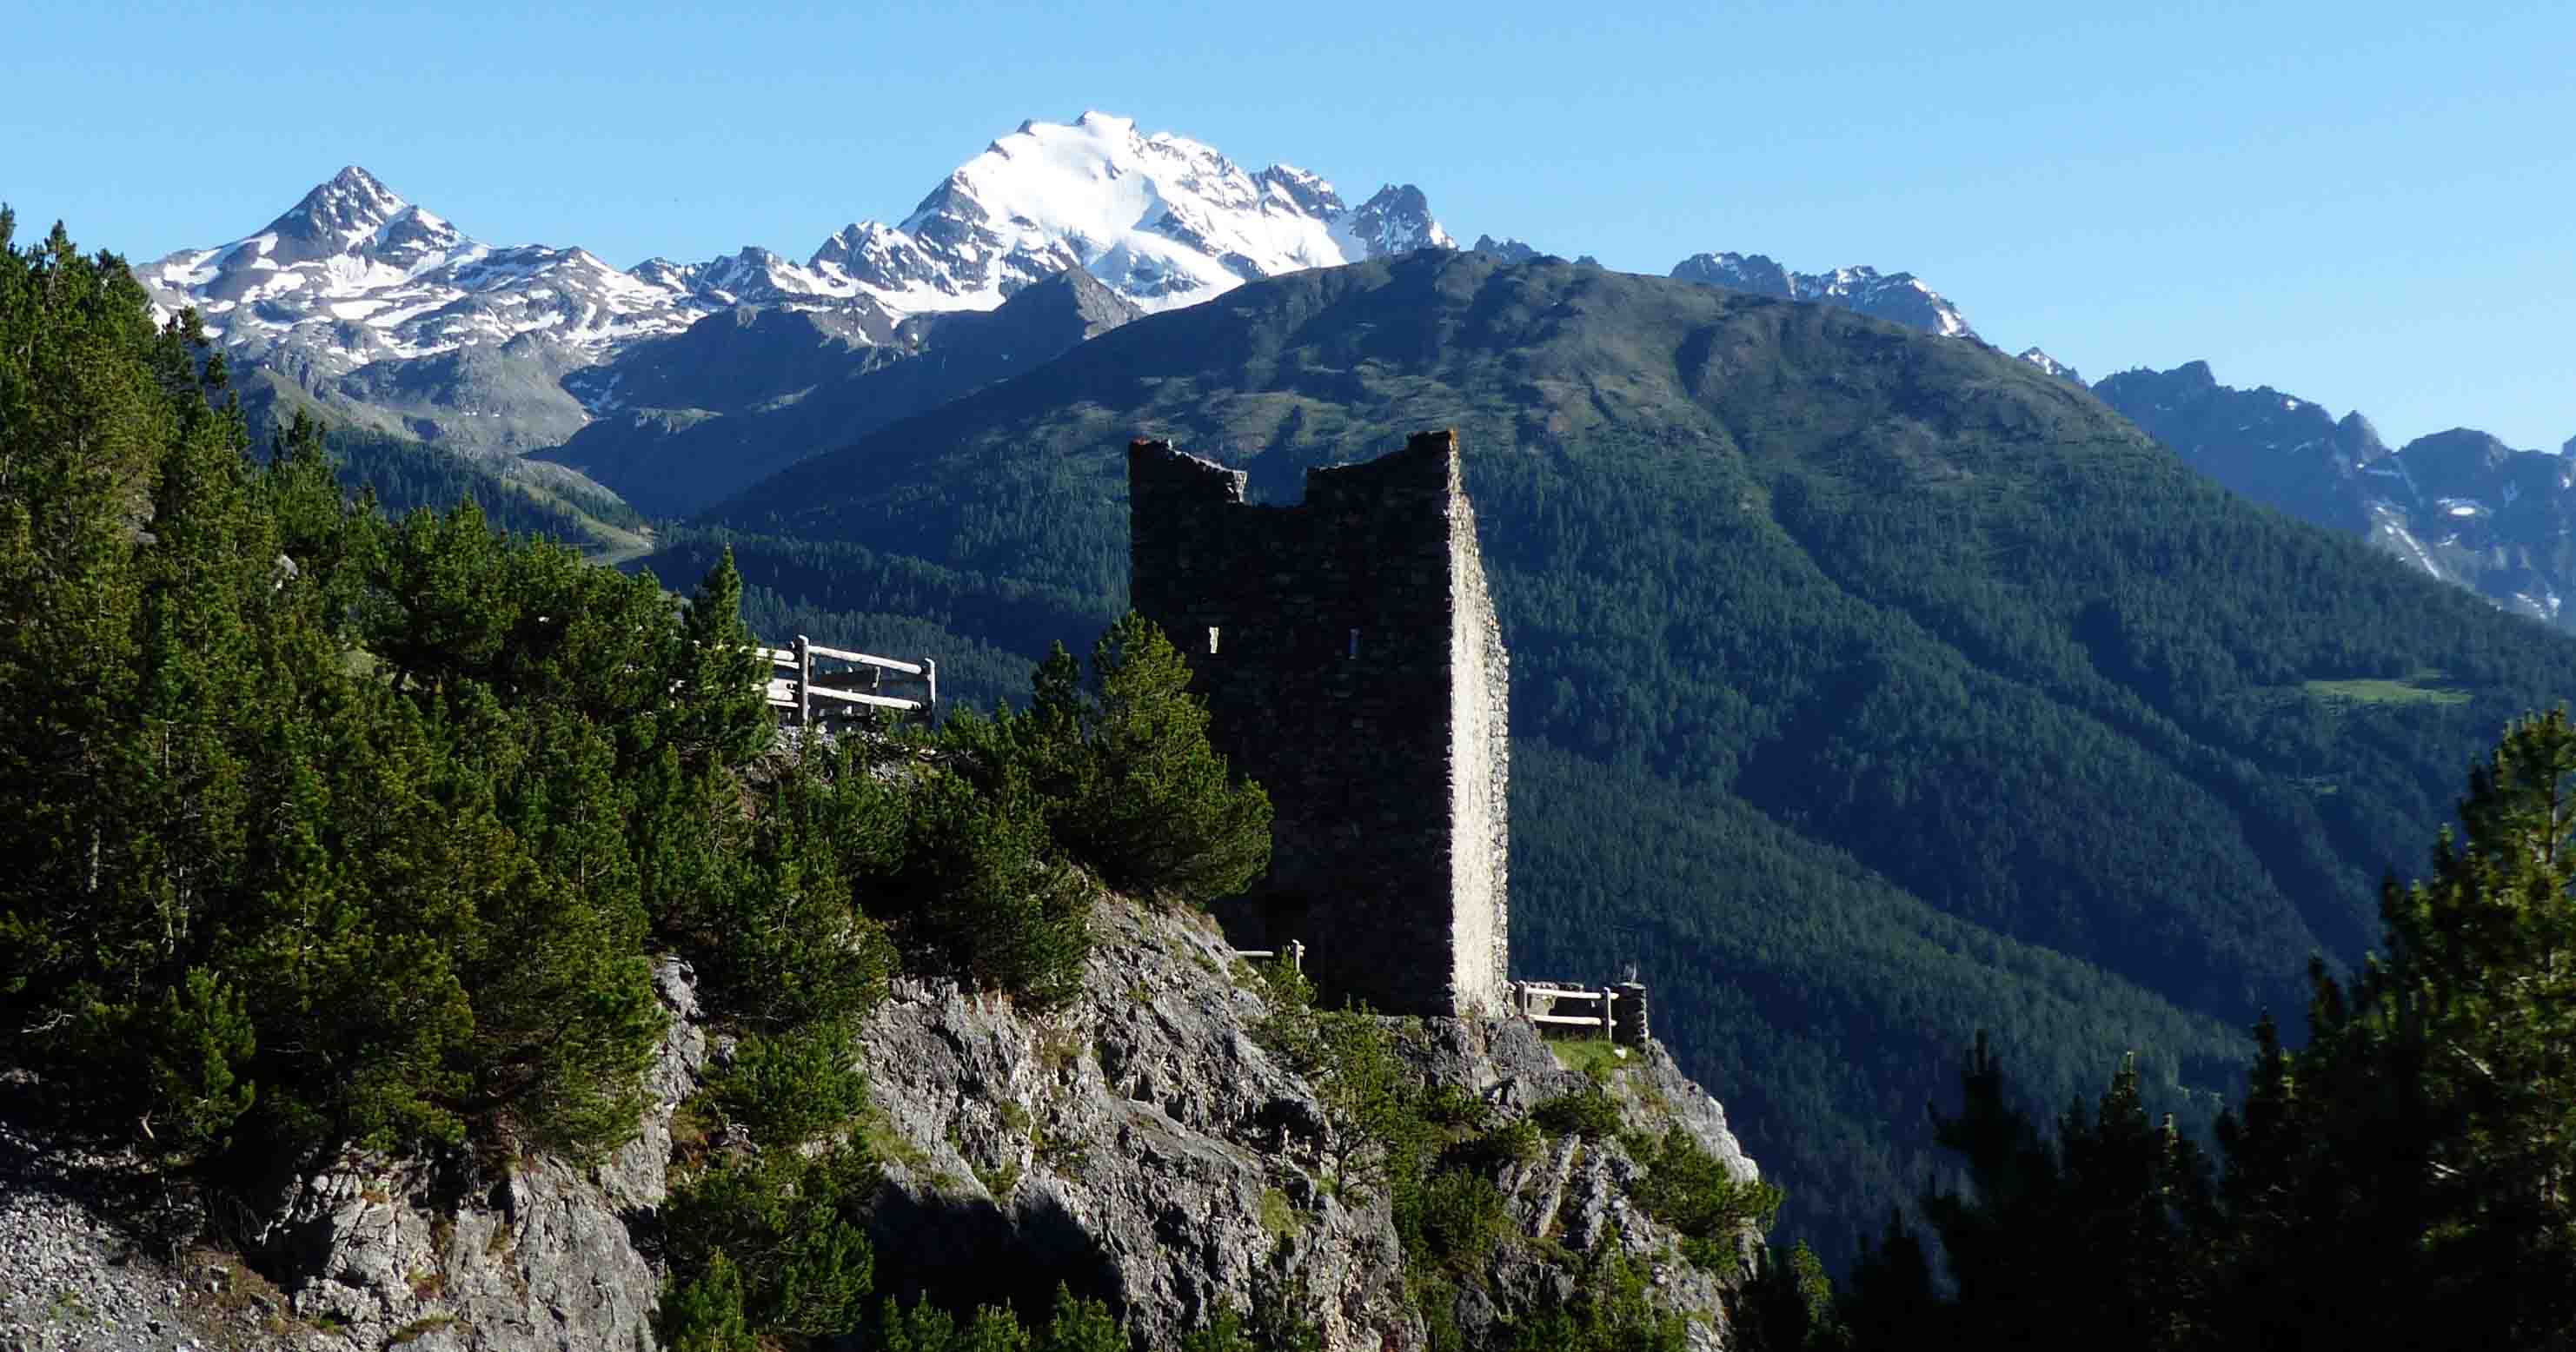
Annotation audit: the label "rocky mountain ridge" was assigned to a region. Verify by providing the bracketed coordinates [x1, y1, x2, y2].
[135, 116, 1453, 457]
[1669, 251, 1977, 340]
[540, 267, 1145, 518]
[2091, 360, 2576, 629]
[631, 113, 1452, 319]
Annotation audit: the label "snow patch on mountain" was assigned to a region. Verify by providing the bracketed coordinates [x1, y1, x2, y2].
[2368, 502, 2447, 580]
[2016, 348, 2083, 384]
[1670, 251, 1978, 339]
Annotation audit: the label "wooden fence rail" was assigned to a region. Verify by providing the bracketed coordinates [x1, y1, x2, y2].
[1232, 940, 1307, 975]
[1513, 979, 1650, 1047]
[1205, 947, 1648, 1048]
[757, 634, 939, 726]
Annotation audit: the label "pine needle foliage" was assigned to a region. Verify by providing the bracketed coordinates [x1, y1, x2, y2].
[954, 613, 1271, 907]
[0, 222, 869, 1175]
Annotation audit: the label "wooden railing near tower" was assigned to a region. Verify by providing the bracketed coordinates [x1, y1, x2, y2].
[756, 634, 938, 726]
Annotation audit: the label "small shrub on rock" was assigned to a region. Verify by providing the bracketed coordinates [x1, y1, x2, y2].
[661, 1143, 880, 1343]
[1531, 1088, 1624, 1142]
[659, 1251, 758, 1352]
[1409, 1169, 1511, 1270]
[872, 769, 1097, 1009]
[1624, 1125, 1784, 1269]
[711, 1019, 868, 1149]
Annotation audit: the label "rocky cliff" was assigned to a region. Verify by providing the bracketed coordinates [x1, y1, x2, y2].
[1, 901, 1762, 1351]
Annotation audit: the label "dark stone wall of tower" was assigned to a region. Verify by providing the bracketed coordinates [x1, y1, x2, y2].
[1128, 431, 1510, 1017]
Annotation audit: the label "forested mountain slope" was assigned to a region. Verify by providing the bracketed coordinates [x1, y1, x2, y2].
[675, 250, 2576, 1261]
[536, 268, 1141, 519]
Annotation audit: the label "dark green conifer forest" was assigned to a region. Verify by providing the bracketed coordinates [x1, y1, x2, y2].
[0, 217, 1274, 1349]
[1749, 712, 2576, 1350]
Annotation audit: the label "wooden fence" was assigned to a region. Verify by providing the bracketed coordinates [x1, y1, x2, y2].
[756, 634, 938, 726]
[1232, 940, 1307, 974]
[1218, 951, 1647, 1046]
[1513, 979, 1650, 1047]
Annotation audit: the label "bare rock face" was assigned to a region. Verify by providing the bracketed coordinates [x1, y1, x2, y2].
[1396, 1017, 1751, 1352]
[4, 909, 1761, 1351]
[859, 901, 1417, 1351]
[858, 900, 1763, 1352]
[247, 958, 709, 1352]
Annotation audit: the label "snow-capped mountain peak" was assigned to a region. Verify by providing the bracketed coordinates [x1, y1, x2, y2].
[132, 116, 1454, 451]
[137, 166, 718, 404]
[265, 165, 414, 253]
[837, 110, 1453, 314]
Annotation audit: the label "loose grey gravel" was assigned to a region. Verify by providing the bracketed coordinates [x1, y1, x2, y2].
[0, 1121, 261, 1352]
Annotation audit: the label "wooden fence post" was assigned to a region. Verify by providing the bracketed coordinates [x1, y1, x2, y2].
[794, 634, 813, 728]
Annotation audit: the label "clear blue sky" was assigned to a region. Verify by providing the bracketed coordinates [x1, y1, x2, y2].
[9, 0, 2571, 449]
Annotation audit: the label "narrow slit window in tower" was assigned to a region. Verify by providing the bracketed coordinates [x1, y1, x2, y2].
[1208, 626, 1221, 656]
[1348, 627, 1360, 659]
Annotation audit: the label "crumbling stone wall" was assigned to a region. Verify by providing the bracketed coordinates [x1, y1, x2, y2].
[1127, 430, 1510, 1017]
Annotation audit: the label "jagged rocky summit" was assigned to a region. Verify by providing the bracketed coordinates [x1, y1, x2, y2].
[2015, 347, 2083, 384]
[2094, 360, 2576, 628]
[134, 114, 1454, 454]
[1471, 235, 1603, 268]
[1670, 251, 1977, 339]
[0, 898, 1761, 1352]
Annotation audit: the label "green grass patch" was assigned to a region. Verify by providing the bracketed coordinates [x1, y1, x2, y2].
[855, 1103, 931, 1173]
[2302, 669, 2470, 706]
[1258, 1187, 1305, 1241]
[1547, 1038, 1630, 1079]
[388, 1315, 458, 1346]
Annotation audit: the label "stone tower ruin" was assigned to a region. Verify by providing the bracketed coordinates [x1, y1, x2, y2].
[1127, 430, 1509, 1017]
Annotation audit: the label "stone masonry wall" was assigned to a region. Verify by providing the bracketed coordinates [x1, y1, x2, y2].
[1127, 431, 1510, 1017]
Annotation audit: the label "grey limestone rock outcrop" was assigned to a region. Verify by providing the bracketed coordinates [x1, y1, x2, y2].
[4, 912, 1762, 1352]
[238, 957, 710, 1352]
[0, 958, 711, 1352]
[858, 898, 1762, 1351]
[858, 899, 1415, 1351]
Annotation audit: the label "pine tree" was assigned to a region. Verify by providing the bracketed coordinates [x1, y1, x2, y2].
[1845, 1038, 2211, 1352]
[1035, 1285, 1126, 1352]
[2250, 710, 2576, 1344]
[0, 222, 156, 1035]
[660, 1251, 760, 1352]
[961, 613, 1271, 906]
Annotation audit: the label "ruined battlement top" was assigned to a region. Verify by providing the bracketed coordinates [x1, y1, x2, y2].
[1128, 428, 1464, 520]
[1126, 438, 1250, 506]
